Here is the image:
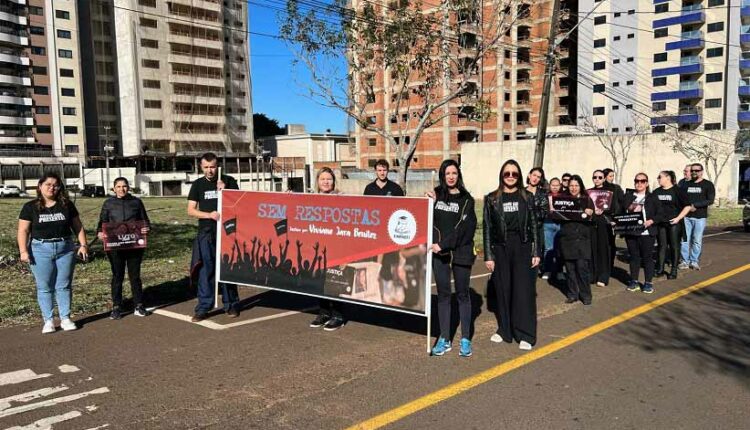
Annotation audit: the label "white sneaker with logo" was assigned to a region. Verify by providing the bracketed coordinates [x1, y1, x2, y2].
[60, 318, 77, 331]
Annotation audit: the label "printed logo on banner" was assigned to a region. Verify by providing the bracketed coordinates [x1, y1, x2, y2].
[388, 209, 417, 245]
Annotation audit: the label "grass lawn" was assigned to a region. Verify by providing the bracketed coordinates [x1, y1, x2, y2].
[0, 197, 196, 326]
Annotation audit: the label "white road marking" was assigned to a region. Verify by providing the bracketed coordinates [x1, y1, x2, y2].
[81, 425, 109, 430]
[221, 308, 317, 328]
[0, 370, 51, 387]
[0, 387, 109, 419]
[5, 410, 82, 430]
[57, 365, 79, 374]
[0, 386, 69, 411]
[704, 231, 734, 238]
[150, 309, 226, 330]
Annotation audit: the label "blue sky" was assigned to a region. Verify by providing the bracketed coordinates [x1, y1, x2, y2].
[249, 7, 348, 134]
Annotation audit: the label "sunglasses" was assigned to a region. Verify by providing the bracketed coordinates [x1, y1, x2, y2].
[503, 171, 519, 179]
[634, 179, 648, 184]
[691, 169, 702, 173]
[592, 175, 603, 180]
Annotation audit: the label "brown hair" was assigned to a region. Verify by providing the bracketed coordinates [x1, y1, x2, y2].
[35, 172, 69, 210]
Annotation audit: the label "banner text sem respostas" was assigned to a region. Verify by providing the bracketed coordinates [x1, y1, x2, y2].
[257, 203, 381, 226]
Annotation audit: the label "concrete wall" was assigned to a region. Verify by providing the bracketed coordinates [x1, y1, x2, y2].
[461, 133, 743, 202]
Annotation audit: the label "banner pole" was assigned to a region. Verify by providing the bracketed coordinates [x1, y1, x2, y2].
[214, 167, 222, 310]
[425, 196, 435, 355]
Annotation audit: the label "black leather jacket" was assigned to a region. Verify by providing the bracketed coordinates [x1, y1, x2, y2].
[96, 195, 150, 233]
[482, 189, 541, 261]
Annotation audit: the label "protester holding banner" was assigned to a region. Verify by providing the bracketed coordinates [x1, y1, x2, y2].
[17, 173, 88, 334]
[429, 160, 477, 357]
[541, 177, 562, 281]
[308, 167, 347, 331]
[588, 170, 616, 288]
[96, 177, 151, 319]
[363, 159, 404, 197]
[622, 173, 664, 294]
[188, 152, 240, 322]
[558, 175, 594, 305]
[653, 171, 691, 279]
[484, 160, 541, 351]
[526, 167, 548, 281]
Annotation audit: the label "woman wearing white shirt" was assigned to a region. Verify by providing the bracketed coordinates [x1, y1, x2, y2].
[622, 173, 664, 294]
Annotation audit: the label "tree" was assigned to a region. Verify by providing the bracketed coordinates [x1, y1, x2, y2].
[662, 128, 736, 183]
[280, 0, 517, 190]
[253, 113, 286, 140]
[575, 109, 649, 184]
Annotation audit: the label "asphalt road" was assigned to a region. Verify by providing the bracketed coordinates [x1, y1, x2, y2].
[0, 228, 748, 429]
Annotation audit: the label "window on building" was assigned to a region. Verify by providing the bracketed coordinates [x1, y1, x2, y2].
[593, 107, 605, 115]
[627, 33, 635, 39]
[36, 106, 50, 114]
[61, 88, 75, 96]
[654, 52, 667, 62]
[144, 100, 162, 109]
[368, 116, 376, 124]
[594, 15, 606, 25]
[55, 10, 70, 19]
[62, 107, 76, 115]
[627, 57, 634, 62]
[708, 0, 724, 5]
[613, 35, 621, 41]
[30, 26, 44, 35]
[705, 98, 722, 108]
[57, 30, 71, 39]
[626, 104, 633, 109]
[653, 77, 667, 86]
[139, 0, 156, 6]
[707, 22, 724, 33]
[593, 61, 605, 71]
[36, 125, 51, 133]
[593, 84, 605, 93]
[145, 120, 163, 128]
[655, 3, 668, 13]
[31, 46, 45, 55]
[504, 113, 510, 121]
[140, 18, 157, 28]
[612, 128, 620, 133]
[626, 80, 634, 86]
[63, 126, 77, 134]
[707, 47, 723, 58]
[32, 66, 47, 75]
[612, 105, 620, 110]
[626, 127, 633, 132]
[504, 92, 510, 101]
[505, 71, 510, 80]
[655, 28, 668, 38]
[368, 138, 376, 147]
[612, 82, 620, 87]
[60, 68, 74, 77]
[58, 49, 73, 58]
[704, 123, 721, 130]
[367, 159, 378, 168]
[652, 125, 666, 133]
[613, 58, 620, 64]
[29, 6, 43, 15]
[627, 9, 635, 14]
[594, 38, 606, 48]
[142, 59, 160, 69]
[652, 102, 667, 111]
[141, 39, 158, 48]
[614, 12, 621, 17]
[34, 86, 49, 95]
[706, 72, 723, 83]
[143, 79, 161, 89]
[65, 145, 79, 154]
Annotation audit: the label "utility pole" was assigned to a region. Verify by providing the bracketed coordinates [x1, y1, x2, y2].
[533, 0, 561, 168]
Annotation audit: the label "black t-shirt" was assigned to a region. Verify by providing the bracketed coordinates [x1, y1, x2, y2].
[682, 179, 715, 219]
[188, 175, 239, 230]
[433, 192, 466, 243]
[502, 191, 521, 232]
[363, 180, 404, 197]
[652, 186, 689, 220]
[19, 200, 79, 240]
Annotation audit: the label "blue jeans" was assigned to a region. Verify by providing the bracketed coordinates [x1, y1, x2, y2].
[29, 239, 76, 322]
[681, 217, 707, 265]
[543, 221, 560, 274]
[195, 230, 239, 314]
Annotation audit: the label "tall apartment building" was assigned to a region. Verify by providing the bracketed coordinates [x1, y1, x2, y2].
[0, 0, 86, 157]
[353, 0, 578, 170]
[739, 0, 749, 129]
[78, 0, 254, 158]
[577, 0, 743, 133]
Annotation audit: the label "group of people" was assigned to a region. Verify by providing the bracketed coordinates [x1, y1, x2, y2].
[16, 153, 715, 360]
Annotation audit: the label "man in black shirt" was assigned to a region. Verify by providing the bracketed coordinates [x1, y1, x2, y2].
[363, 159, 404, 197]
[680, 163, 715, 271]
[188, 152, 240, 321]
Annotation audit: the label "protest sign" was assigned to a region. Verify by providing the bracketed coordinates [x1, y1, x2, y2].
[102, 221, 147, 251]
[614, 212, 646, 234]
[548, 195, 591, 221]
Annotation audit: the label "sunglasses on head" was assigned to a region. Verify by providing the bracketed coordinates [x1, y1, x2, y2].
[503, 171, 519, 179]
[634, 179, 648, 184]
[592, 175, 603, 180]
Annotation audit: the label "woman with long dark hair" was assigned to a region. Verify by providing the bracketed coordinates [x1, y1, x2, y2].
[559, 175, 594, 305]
[484, 160, 541, 351]
[653, 170, 691, 279]
[589, 169, 617, 287]
[430, 160, 477, 357]
[623, 173, 664, 294]
[526, 167, 548, 280]
[17, 173, 88, 333]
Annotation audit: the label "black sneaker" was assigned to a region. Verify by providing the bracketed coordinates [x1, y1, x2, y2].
[191, 313, 207, 323]
[565, 296, 577, 304]
[309, 313, 331, 328]
[110, 308, 122, 320]
[134, 305, 150, 317]
[226, 306, 240, 318]
[323, 317, 346, 331]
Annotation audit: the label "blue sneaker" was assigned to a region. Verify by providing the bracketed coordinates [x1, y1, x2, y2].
[459, 338, 472, 357]
[641, 282, 654, 294]
[626, 281, 641, 292]
[431, 337, 452, 356]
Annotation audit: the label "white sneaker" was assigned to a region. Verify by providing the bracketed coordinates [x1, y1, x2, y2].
[42, 320, 56, 334]
[519, 341, 533, 351]
[541, 273, 550, 280]
[490, 333, 504, 343]
[596, 282, 606, 287]
[60, 318, 77, 331]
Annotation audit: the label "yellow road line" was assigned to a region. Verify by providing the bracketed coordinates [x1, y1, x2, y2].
[346, 263, 750, 430]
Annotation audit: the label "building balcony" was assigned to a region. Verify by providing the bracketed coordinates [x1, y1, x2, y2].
[740, 79, 750, 96]
[0, 11, 27, 26]
[172, 113, 226, 124]
[652, 9, 705, 29]
[0, 94, 31, 105]
[167, 33, 223, 51]
[0, 114, 33, 126]
[665, 30, 704, 51]
[0, 74, 30, 86]
[170, 94, 226, 105]
[652, 56, 703, 77]
[653, 0, 669, 3]
[0, 135, 34, 144]
[739, 104, 750, 124]
[0, 51, 29, 66]
[0, 32, 28, 47]
[515, 100, 532, 111]
[168, 73, 224, 87]
[170, 0, 222, 11]
[742, 0, 750, 24]
[741, 53, 750, 76]
[167, 53, 223, 69]
[651, 81, 703, 101]
[743, 26, 750, 47]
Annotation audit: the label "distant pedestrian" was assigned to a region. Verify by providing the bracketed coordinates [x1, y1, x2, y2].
[559, 175, 594, 305]
[97, 177, 151, 320]
[623, 173, 664, 294]
[17, 173, 88, 334]
[679, 163, 715, 270]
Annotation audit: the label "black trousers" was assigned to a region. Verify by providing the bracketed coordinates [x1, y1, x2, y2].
[657, 223, 681, 272]
[433, 254, 472, 340]
[318, 299, 343, 319]
[591, 222, 613, 285]
[626, 235, 656, 283]
[492, 234, 536, 345]
[108, 249, 145, 308]
[565, 259, 591, 302]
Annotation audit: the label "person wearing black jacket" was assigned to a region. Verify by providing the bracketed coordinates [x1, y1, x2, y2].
[525, 167, 548, 281]
[589, 170, 617, 288]
[97, 177, 151, 319]
[484, 160, 541, 351]
[558, 175, 595, 305]
[679, 163, 715, 271]
[653, 171, 692, 279]
[428, 160, 477, 357]
[603, 168, 625, 269]
[623, 173, 664, 294]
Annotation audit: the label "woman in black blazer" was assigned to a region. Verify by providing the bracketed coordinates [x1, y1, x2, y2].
[558, 175, 594, 305]
[622, 172, 664, 294]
